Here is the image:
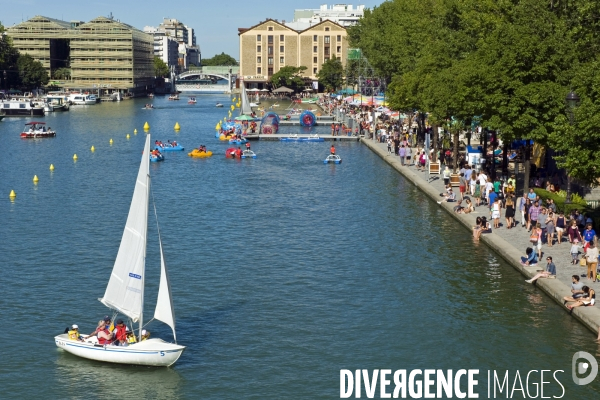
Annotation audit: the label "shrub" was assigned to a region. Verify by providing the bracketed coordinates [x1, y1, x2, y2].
[533, 188, 587, 214]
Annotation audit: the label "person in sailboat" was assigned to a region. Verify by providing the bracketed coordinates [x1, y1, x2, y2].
[126, 327, 137, 344]
[68, 324, 84, 341]
[141, 329, 150, 341]
[113, 319, 128, 346]
[86, 316, 114, 344]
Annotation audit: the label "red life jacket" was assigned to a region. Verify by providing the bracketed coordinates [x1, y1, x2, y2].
[115, 325, 127, 342]
[97, 328, 112, 345]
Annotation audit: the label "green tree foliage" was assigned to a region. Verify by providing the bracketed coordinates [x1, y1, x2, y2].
[269, 66, 307, 90]
[17, 54, 48, 89]
[317, 56, 344, 92]
[52, 68, 71, 80]
[350, 0, 600, 185]
[153, 56, 169, 77]
[0, 23, 20, 89]
[201, 52, 238, 66]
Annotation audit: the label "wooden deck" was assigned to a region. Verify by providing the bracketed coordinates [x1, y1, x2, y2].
[245, 134, 361, 142]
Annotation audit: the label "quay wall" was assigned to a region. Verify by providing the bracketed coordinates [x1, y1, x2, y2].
[361, 138, 600, 335]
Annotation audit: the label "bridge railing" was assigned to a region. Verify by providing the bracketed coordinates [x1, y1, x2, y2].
[187, 66, 240, 75]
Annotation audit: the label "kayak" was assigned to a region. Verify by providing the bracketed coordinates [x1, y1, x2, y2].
[188, 149, 213, 158]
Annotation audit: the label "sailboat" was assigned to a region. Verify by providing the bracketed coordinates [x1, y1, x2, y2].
[54, 134, 185, 367]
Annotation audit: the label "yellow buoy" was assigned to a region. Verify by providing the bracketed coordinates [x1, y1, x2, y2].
[9, 190, 16, 199]
[33, 175, 39, 183]
[126, 134, 130, 139]
[49, 164, 55, 171]
[134, 128, 138, 134]
[230, 105, 234, 110]
[91, 145, 95, 152]
[174, 122, 181, 130]
[73, 154, 78, 161]
[109, 138, 113, 145]
[143, 122, 150, 130]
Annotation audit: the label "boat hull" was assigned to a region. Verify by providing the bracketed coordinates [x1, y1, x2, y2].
[155, 145, 184, 152]
[54, 334, 185, 367]
[150, 155, 165, 162]
[21, 131, 56, 138]
[1, 108, 45, 117]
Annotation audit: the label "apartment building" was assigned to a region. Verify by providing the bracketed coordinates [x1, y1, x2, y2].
[238, 19, 347, 88]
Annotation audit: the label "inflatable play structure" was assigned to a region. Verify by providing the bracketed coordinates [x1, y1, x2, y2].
[299, 110, 317, 127]
[260, 112, 280, 134]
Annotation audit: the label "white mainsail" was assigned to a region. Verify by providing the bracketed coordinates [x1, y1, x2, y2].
[153, 233, 177, 343]
[100, 135, 151, 322]
[241, 84, 252, 115]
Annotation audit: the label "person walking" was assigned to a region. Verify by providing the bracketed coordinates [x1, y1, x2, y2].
[585, 241, 599, 281]
[505, 196, 515, 229]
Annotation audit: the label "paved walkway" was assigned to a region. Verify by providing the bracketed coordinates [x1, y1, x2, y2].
[362, 138, 600, 336]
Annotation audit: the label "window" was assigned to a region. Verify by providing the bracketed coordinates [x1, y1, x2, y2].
[313, 67, 317, 74]
[324, 36, 330, 44]
[280, 46, 284, 52]
[268, 67, 273, 76]
[268, 46, 273, 54]
[268, 35, 273, 44]
[280, 57, 284, 63]
[313, 46, 317, 53]
[324, 47, 330, 55]
[257, 56, 261, 63]
[337, 35, 341, 42]
[313, 35, 317, 42]
[257, 45, 261, 52]
[313, 56, 317, 63]
[257, 67, 261, 74]
[268, 26, 273, 31]
[337, 46, 341, 53]
[280, 35, 284, 41]
[325, 57, 330, 61]
[268, 57, 273, 65]
[257, 35, 261, 41]
[325, 27, 330, 31]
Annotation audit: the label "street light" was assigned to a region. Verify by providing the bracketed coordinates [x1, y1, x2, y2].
[564, 90, 580, 204]
[3, 70, 6, 90]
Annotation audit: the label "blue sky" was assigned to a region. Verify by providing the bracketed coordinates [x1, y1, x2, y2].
[0, 0, 383, 60]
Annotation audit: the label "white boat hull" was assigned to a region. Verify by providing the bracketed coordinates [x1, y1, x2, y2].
[54, 334, 185, 367]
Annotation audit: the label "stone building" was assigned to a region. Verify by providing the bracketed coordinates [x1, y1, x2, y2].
[238, 19, 347, 89]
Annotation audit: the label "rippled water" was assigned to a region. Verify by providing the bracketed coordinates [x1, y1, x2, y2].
[1, 96, 599, 398]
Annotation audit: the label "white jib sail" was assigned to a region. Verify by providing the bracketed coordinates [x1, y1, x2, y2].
[154, 232, 177, 343]
[100, 134, 151, 322]
[242, 84, 252, 115]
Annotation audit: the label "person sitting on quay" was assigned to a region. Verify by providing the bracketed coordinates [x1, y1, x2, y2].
[525, 256, 556, 283]
[455, 198, 475, 214]
[520, 247, 538, 266]
[473, 216, 491, 241]
[565, 286, 596, 310]
[563, 275, 585, 304]
[437, 188, 456, 204]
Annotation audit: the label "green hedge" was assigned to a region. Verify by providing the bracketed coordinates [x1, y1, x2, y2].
[533, 188, 587, 214]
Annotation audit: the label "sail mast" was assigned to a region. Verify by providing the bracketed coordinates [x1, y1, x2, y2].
[139, 138, 150, 341]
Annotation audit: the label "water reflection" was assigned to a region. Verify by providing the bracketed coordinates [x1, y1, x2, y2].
[54, 351, 183, 399]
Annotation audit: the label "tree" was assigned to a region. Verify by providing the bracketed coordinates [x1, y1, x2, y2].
[0, 23, 20, 89]
[269, 66, 307, 90]
[52, 68, 71, 80]
[153, 56, 169, 77]
[201, 52, 238, 66]
[17, 54, 48, 90]
[317, 56, 344, 92]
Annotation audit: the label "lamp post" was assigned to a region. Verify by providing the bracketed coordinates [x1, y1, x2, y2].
[564, 90, 580, 204]
[3, 70, 6, 90]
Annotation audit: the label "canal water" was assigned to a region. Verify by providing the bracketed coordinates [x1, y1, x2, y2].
[0, 95, 599, 398]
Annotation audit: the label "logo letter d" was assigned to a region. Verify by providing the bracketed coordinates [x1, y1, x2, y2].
[572, 351, 598, 385]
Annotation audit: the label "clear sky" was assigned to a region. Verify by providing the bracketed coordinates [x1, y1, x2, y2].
[0, 0, 383, 60]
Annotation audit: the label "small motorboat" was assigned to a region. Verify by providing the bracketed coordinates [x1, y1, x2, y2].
[154, 142, 184, 151]
[143, 104, 154, 109]
[168, 94, 180, 101]
[241, 150, 257, 159]
[228, 138, 248, 145]
[188, 97, 197, 104]
[20, 122, 56, 138]
[148, 93, 154, 98]
[188, 149, 213, 158]
[216, 102, 223, 107]
[324, 154, 342, 164]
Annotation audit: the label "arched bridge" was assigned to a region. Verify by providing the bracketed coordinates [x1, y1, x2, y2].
[175, 66, 240, 94]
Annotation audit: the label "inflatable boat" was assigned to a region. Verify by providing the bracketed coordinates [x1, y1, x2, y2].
[188, 149, 213, 158]
[155, 144, 184, 151]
